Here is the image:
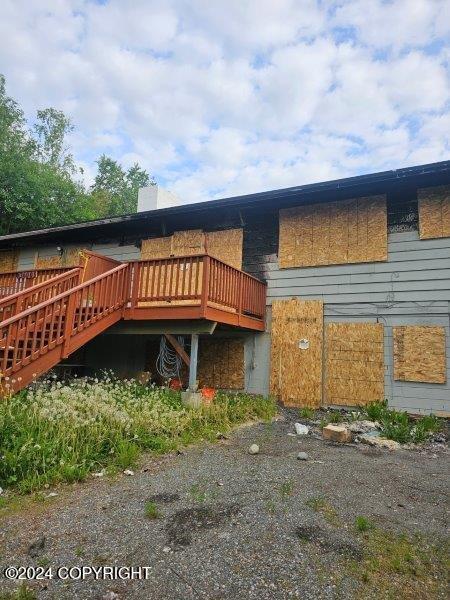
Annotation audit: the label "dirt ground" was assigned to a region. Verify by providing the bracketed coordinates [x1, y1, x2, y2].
[0, 408, 448, 600]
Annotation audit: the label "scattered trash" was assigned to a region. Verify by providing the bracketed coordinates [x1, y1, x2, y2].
[359, 434, 400, 450]
[93, 471, 105, 477]
[0, 487, 4, 495]
[248, 444, 260, 455]
[287, 433, 296, 437]
[163, 546, 171, 553]
[297, 452, 309, 461]
[348, 420, 378, 434]
[123, 469, 135, 476]
[322, 424, 352, 443]
[217, 481, 224, 486]
[294, 423, 309, 435]
[28, 536, 46, 558]
[47, 492, 58, 498]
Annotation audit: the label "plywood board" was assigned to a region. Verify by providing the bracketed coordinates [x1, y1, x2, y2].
[0, 249, 19, 273]
[171, 230, 205, 256]
[279, 195, 387, 268]
[418, 185, 450, 239]
[393, 325, 446, 383]
[198, 337, 245, 389]
[35, 247, 83, 269]
[141, 236, 172, 259]
[270, 298, 323, 408]
[325, 323, 384, 406]
[206, 228, 243, 269]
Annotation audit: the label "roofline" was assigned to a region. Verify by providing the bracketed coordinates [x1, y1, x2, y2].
[1, 159, 449, 244]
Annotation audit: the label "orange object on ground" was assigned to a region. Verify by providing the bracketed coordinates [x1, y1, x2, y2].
[169, 378, 183, 390]
[201, 387, 216, 404]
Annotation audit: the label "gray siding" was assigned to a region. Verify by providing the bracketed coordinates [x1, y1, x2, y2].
[262, 230, 450, 414]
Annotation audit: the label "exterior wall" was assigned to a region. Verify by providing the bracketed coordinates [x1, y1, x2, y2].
[12, 207, 450, 415]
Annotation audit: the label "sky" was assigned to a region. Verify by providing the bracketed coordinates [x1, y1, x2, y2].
[1, 0, 449, 206]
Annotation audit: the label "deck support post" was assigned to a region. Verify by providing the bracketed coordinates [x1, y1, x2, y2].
[188, 333, 199, 391]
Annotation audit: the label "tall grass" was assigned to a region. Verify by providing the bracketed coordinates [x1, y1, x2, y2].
[0, 376, 276, 493]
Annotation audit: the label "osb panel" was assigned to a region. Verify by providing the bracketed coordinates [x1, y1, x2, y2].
[171, 230, 205, 256]
[270, 298, 323, 408]
[198, 337, 245, 389]
[35, 247, 82, 269]
[140, 236, 172, 259]
[418, 185, 450, 239]
[0, 249, 19, 273]
[279, 195, 387, 268]
[325, 323, 384, 406]
[205, 228, 243, 269]
[393, 326, 446, 383]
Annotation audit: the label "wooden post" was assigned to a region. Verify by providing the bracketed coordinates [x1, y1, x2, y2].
[188, 333, 199, 391]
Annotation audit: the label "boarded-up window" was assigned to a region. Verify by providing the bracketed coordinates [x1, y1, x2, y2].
[418, 185, 450, 239]
[206, 229, 243, 269]
[393, 326, 446, 383]
[141, 228, 243, 268]
[0, 249, 19, 273]
[325, 323, 384, 406]
[279, 195, 387, 268]
[270, 298, 323, 408]
[198, 337, 245, 389]
[35, 247, 83, 269]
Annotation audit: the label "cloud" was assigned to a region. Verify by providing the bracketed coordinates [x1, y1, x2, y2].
[0, 0, 448, 204]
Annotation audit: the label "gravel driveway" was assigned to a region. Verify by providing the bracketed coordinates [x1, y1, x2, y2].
[0, 409, 448, 599]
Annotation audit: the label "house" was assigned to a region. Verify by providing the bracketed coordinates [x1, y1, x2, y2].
[0, 160, 449, 415]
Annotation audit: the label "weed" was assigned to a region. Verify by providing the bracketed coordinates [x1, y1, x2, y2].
[355, 516, 374, 532]
[266, 499, 277, 514]
[145, 501, 160, 519]
[0, 377, 276, 493]
[328, 411, 343, 423]
[0, 585, 36, 600]
[189, 483, 208, 503]
[36, 556, 50, 567]
[280, 480, 294, 500]
[363, 401, 443, 444]
[306, 496, 339, 525]
[298, 408, 315, 420]
[74, 547, 85, 558]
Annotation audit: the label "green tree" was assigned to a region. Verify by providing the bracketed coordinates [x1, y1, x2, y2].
[33, 108, 76, 174]
[91, 154, 154, 216]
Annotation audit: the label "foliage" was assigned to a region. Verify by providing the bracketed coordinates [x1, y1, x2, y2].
[363, 401, 442, 444]
[298, 407, 315, 420]
[144, 501, 160, 519]
[355, 516, 374, 532]
[0, 75, 153, 235]
[0, 375, 276, 493]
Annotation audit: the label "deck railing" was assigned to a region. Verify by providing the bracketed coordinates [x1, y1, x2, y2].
[0, 267, 73, 299]
[0, 268, 82, 323]
[128, 254, 266, 320]
[0, 263, 129, 380]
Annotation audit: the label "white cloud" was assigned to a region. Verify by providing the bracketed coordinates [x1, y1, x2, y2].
[0, 0, 448, 205]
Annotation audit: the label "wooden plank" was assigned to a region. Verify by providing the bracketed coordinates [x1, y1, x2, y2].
[418, 184, 450, 239]
[164, 333, 190, 366]
[279, 195, 387, 268]
[270, 298, 323, 408]
[325, 322, 384, 406]
[393, 325, 446, 383]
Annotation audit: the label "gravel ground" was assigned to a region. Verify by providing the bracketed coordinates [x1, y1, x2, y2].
[0, 408, 448, 600]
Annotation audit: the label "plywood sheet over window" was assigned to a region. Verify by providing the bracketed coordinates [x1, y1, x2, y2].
[198, 337, 245, 389]
[0, 249, 19, 273]
[418, 185, 450, 239]
[35, 247, 83, 269]
[140, 236, 172, 260]
[141, 228, 243, 268]
[325, 323, 384, 406]
[270, 298, 323, 408]
[393, 326, 446, 383]
[279, 195, 387, 268]
[206, 229, 243, 269]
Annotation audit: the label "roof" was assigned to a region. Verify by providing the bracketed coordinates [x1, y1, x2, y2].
[1, 160, 449, 247]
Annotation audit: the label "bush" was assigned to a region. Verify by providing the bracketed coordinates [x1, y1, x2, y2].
[0, 376, 276, 493]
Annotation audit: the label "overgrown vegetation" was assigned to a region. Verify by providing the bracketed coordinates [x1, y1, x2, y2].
[0, 585, 36, 600]
[145, 501, 160, 519]
[363, 400, 442, 444]
[354, 528, 449, 599]
[355, 515, 374, 532]
[0, 376, 276, 494]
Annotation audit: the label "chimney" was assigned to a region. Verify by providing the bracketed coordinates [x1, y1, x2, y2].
[137, 185, 181, 211]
